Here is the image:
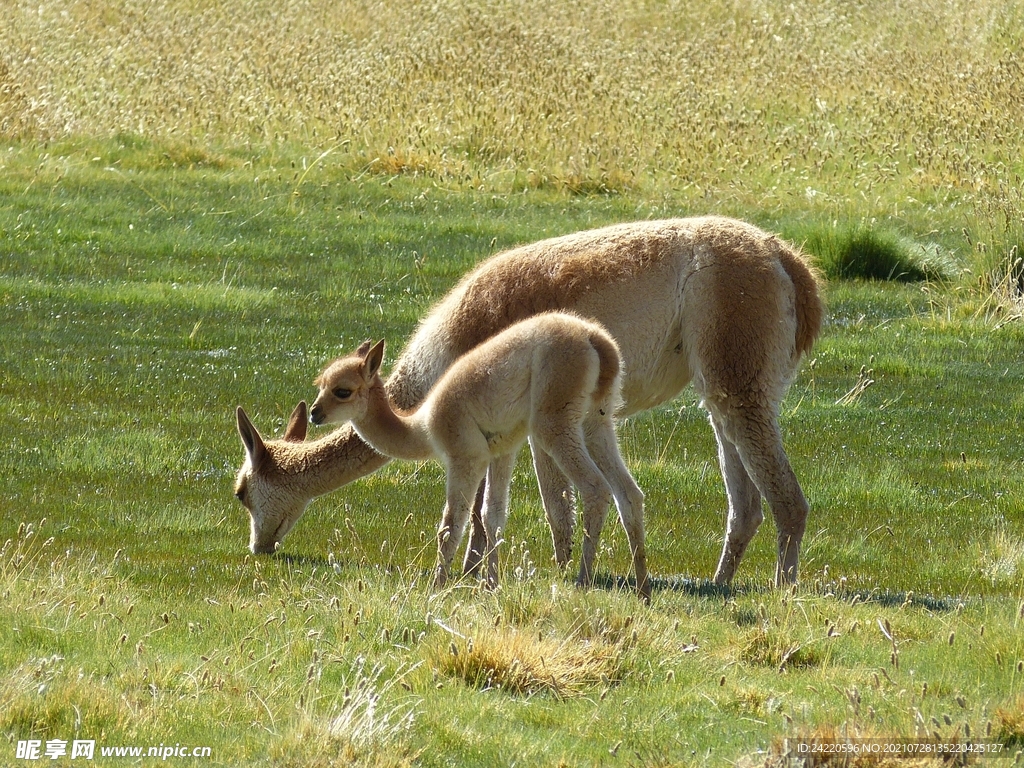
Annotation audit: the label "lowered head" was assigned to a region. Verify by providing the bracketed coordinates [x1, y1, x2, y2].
[234, 401, 311, 553]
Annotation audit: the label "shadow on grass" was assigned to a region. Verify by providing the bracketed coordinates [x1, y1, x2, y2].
[272, 552, 334, 569]
[267, 557, 963, 613]
[595, 573, 962, 612]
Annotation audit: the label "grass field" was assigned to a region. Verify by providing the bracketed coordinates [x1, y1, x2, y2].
[2, 0, 1024, 765]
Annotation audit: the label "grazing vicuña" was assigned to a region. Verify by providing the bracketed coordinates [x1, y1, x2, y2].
[234, 216, 823, 587]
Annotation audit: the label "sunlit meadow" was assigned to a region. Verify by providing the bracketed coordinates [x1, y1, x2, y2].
[2, 0, 1024, 765]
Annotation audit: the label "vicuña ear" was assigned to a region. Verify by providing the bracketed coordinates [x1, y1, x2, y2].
[363, 339, 385, 380]
[236, 406, 268, 468]
[284, 401, 308, 442]
[355, 339, 373, 357]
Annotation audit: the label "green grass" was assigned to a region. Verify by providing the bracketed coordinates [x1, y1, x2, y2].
[5, 0, 1024, 277]
[1, 144, 1023, 766]
[3, 0, 1024, 760]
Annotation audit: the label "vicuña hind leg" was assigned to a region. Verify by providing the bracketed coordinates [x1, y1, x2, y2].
[461, 481, 487, 578]
[709, 414, 765, 586]
[529, 438, 576, 569]
[707, 401, 808, 587]
[436, 462, 489, 590]
[536, 427, 613, 590]
[584, 417, 650, 602]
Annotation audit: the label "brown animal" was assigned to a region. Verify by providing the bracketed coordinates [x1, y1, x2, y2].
[234, 216, 823, 587]
[308, 314, 649, 600]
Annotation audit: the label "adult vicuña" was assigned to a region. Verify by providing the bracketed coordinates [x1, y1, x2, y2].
[234, 216, 823, 587]
[309, 314, 649, 600]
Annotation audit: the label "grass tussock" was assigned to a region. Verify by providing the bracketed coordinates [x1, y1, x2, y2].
[274, 658, 421, 768]
[326, 658, 420, 750]
[994, 696, 1024, 748]
[954, 183, 1024, 323]
[740, 624, 822, 671]
[968, 249, 1024, 328]
[787, 222, 954, 282]
[431, 624, 622, 700]
[981, 528, 1024, 585]
[0, 520, 57, 585]
[728, 598, 824, 671]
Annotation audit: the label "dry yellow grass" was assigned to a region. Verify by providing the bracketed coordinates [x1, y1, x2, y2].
[994, 695, 1024, 748]
[431, 624, 622, 700]
[2, 0, 1022, 211]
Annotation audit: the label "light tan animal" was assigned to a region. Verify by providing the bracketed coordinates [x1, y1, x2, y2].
[234, 216, 823, 587]
[308, 314, 649, 600]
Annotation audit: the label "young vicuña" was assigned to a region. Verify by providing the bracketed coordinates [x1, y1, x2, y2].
[234, 216, 823, 588]
[309, 313, 649, 599]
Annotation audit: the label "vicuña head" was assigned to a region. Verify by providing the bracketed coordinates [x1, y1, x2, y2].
[311, 338, 434, 463]
[234, 401, 311, 554]
[310, 340, 383, 428]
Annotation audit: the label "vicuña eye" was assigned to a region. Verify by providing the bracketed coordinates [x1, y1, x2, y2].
[333, 388, 352, 399]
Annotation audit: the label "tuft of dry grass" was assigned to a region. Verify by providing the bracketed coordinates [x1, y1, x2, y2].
[740, 623, 822, 671]
[969, 250, 1024, 328]
[994, 696, 1024, 748]
[430, 624, 622, 700]
[0, 520, 57, 585]
[326, 658, 420, 749]
[956, 181, 1024, 323]
[726, 596, 826, 671]
[834, 365, 876, 407]
[274, 657, 422, 768]
[981, 528, 1024, 585]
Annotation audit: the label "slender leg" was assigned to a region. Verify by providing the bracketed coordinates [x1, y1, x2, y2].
[480, 453, 515, 589]
[435, 462, 488, 589]
[535, 426, 613, 590]
[707, 403, 808, 587]
[529, 438, 576, 569]
[461, 480, 487, 577]
[709, 413, 765, 586]
[584, 417, 650, 602]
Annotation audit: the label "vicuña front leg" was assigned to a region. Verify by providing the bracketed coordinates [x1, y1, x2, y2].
[481, 454, 515, 590]
[435, 463, 488, 589]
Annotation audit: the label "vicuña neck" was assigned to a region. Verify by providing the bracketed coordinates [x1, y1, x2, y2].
[350, 382, 435, 462]
[275, 422, 392, 499]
